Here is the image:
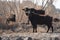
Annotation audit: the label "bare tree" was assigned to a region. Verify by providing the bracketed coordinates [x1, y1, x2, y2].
[45, 0, 56, 16]
[41, 0, 55, 10]
[42, 0, 50, 10]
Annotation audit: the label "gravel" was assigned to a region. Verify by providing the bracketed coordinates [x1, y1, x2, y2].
[0, 33, 60, 40]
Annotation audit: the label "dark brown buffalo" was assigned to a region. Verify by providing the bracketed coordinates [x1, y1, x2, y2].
[22, 8, 54, 33]
[6, 14, 16, 24]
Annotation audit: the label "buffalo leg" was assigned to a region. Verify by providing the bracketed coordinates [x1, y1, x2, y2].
[33, 25, 37, 32]
[47, 24, 51, 33]
[51, 25, 53, 32]
[47, 24, 53, 33]
[50, 24, 53, 32]
[32, 23, 37, 33]
[33, 26, 37, 33]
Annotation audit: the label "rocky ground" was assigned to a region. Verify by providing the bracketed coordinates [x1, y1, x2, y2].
[0, 22, 60, 40]
[0, 33, 60, 40]
[0, 22, 60, 33]
[0, 23, 60, 40]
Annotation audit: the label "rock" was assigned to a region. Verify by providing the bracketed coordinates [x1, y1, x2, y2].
[0, 33, 60, 40]
[28, 37, 32, 40]
[54, 37, 60, 40]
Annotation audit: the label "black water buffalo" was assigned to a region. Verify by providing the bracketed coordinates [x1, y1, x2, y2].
[22, 8, 54, 33]
[6, 14, 16, 24]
